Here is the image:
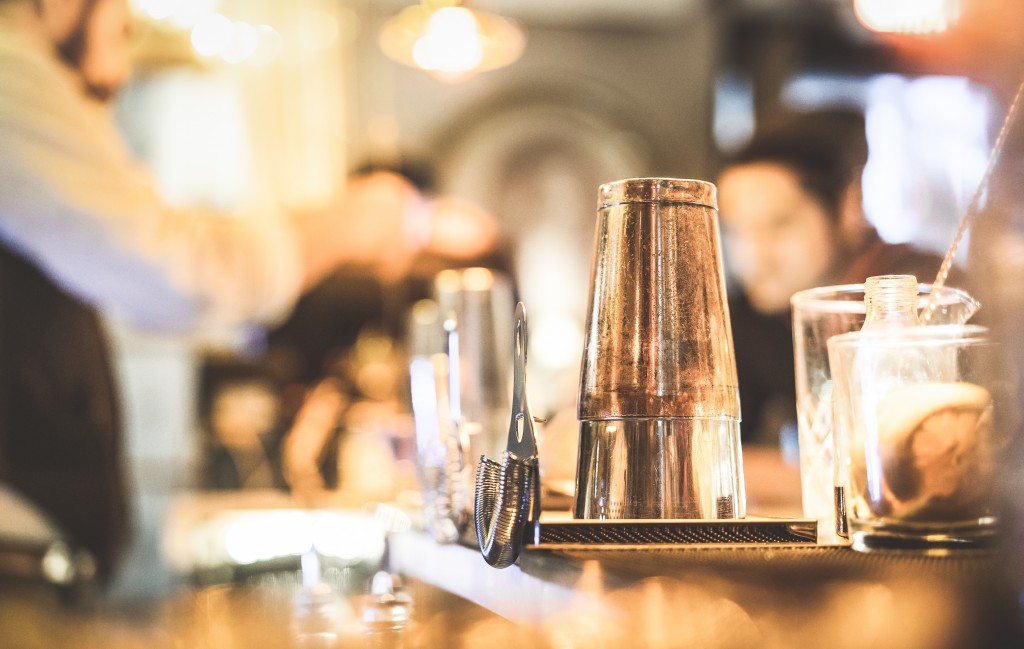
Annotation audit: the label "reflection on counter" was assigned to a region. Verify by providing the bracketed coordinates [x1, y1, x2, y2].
[161, 492, 389, 585]
[2, 540, 1020, 649]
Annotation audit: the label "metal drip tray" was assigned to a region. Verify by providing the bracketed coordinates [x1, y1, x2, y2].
[524, 515, 818, 548]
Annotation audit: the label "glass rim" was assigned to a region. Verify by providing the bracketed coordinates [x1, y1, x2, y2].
[790, 282, 979, 314]
[826, 323, 992, 350]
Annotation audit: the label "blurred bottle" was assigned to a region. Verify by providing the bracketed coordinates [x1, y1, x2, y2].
[862, 275, 921, 330]
[857, 274, 930, 391]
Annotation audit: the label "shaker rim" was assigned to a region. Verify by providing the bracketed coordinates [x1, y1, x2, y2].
[598, 177, 717, 210]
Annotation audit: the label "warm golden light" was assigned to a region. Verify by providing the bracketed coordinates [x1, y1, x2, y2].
[221, 21, 259, 64]
[188, 13, 282, 65]
[853, 0, 962, 34]
[412, 7, 483, 77]
[379, 1, 526, 82]
[190, 12, 232, 58]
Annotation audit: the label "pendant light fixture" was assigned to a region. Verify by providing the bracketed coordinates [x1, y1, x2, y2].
[379, 0, 526, 82]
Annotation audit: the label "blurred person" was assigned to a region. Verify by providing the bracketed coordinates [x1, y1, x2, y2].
[716, 109, 964, 449]
[0, 0, 437, 583]
[195, 357, 291, 492]
[265, 160, 510, 390]
[265, 161, 516, 504]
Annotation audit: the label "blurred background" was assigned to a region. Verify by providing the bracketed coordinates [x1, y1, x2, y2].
[81, 0, 1024, 618]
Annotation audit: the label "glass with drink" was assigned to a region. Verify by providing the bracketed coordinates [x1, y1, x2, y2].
[828, 324, 1004, 551]
[790, 282, 978, 543]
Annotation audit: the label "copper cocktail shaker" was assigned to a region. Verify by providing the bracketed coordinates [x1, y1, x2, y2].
[574, 178, 745, 519]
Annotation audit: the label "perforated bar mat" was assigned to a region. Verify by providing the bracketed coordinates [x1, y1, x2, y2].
[524, 517, 818, 548]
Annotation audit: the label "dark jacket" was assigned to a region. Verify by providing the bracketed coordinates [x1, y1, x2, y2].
[0, 245, 129, 580]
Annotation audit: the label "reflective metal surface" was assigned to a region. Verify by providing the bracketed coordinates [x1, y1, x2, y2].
[574, 178, 743, 520]
[475, 303, 540, 569]
[573, 418, 745, 519]
[579, 178, 737, 420]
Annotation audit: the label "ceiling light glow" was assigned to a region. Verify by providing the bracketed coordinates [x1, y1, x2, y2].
[379, 1, 525, 82]
[853, 0, 962, 34]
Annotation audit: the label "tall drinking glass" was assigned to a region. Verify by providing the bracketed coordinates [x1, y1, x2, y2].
[406, 299, 467, 543]
[407, 268, 515, 543]
[433, 267, 515, 481]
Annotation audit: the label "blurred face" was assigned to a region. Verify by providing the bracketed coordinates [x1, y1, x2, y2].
[718, 162, 838, 314]
[79, 0, 133, 98]
[41, 0, 133, 101]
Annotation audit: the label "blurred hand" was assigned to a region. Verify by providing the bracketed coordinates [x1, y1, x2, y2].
[423, 195, 500, 260]
[282, 378, 348, 501]
[292, 170, 505, 287]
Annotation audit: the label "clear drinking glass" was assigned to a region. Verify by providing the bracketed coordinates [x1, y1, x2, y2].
[406, 298, 467, 543]
[827, 324, 1003, 552]
[433, 267, 515, 486]
[790, 283, 978, 543]
[406, 269, 515, 543]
